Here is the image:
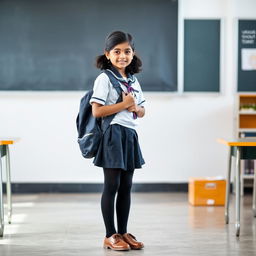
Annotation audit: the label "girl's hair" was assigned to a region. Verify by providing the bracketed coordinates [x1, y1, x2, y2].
[96, 31, 142, 74]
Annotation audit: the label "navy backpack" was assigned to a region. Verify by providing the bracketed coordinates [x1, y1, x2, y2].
[76, 70, 122, 158]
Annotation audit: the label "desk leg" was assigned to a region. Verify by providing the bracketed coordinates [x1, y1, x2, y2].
[253, 160, 256, 217]
[235, 147, 241, 237]
[225, 147, 232, 224]
[0, 153, 4, 237]
[5, 145, 12, 224]
[240, 160, 244, 196]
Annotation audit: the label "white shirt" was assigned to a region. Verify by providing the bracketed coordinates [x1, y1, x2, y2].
[90, 71, 145, 130]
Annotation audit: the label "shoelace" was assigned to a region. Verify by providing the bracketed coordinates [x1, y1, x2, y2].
[127, 233, 137, 240]
[113, 234, 123, 243]
[121, 82, 138, 119]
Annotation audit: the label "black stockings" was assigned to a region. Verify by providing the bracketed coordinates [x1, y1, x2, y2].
[101, 168, 134, 238]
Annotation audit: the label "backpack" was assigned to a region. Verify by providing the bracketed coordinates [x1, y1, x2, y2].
[76, 70, 123, 158]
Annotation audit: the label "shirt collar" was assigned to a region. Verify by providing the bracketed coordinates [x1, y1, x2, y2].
[106, 66, 136, 84]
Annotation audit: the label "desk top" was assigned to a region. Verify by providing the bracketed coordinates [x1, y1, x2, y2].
[218, 138, 256, 146]
[0, 138, 20, 145]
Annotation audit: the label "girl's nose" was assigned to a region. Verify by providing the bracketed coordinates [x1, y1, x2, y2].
[120, 52, 126, 58]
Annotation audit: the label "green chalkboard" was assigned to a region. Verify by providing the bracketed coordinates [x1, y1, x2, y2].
[0, 0, 178, 91]
[238, 20, 256, 92]
[184, 19, 220, 92]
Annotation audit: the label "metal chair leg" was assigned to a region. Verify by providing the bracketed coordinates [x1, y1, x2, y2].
[225, 147, 232, 224]
[5, 145, 12, 224]
[235, 147, 241, 237]
[253, 160, 256, 217]
[0, 152, 4, 237]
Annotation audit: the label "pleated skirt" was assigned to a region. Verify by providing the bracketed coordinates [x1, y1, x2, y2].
[93, 124, 145, 171]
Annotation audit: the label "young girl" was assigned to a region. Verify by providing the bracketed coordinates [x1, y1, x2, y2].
[89, 31, 145, 251]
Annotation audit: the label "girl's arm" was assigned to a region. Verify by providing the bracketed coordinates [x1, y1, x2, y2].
[92, 92, 135, 118]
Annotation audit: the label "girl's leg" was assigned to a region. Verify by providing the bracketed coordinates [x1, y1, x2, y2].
[116, 170, 134, 235]
[101, 168, 121, 238]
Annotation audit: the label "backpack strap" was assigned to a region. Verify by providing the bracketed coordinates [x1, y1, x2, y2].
[103, 69, 123, 95]
[100, 70, 123, 133]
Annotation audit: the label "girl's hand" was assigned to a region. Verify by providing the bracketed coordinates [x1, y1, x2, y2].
[122, 92, 135, 108]
[127, 104, 139, 113]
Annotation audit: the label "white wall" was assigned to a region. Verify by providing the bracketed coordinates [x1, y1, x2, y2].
[1, 0, 255, 183]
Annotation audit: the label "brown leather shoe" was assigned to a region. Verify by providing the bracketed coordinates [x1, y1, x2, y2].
[103, 233, 130, 251]
[122, 233, 144, 250]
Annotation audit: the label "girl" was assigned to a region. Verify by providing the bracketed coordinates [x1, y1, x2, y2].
[89, 31, 145, 251]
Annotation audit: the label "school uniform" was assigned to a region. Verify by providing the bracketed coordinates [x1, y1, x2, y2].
[89, 68, 145, 171]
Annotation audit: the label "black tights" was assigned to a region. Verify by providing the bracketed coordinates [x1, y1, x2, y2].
[101, 168, 134, 238]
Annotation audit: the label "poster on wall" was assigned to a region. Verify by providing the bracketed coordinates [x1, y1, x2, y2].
[238, 20, 256, 91]
[242, 49, 256, 70]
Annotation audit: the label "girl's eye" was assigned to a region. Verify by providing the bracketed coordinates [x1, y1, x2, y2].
[125, 51, 131, 54]
[114, 51, 120, 54]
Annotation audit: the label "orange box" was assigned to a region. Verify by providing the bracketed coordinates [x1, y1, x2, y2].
[189, 177, 226, 206]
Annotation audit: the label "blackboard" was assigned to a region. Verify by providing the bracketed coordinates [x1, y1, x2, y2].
[0, 0, 178, 91]
[238, 20, 256, 92]
[184, 19, 220, 92]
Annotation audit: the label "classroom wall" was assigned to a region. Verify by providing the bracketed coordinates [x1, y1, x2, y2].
[1, 0, 255, 183]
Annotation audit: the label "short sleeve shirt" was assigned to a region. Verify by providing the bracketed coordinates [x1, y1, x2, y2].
[89, 72, 145, 130]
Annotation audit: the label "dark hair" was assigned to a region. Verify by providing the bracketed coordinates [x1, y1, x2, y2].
[96, 31, 142, 74]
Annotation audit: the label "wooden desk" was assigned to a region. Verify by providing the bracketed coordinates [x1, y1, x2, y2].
[218, 138, 256, 237]
[0, 138, 19, 237]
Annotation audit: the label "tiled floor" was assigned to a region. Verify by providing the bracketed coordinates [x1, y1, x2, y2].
[0, 193, 256, 256]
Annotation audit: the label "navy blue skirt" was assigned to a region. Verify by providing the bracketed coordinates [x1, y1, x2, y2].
[93, 124, 145, 171]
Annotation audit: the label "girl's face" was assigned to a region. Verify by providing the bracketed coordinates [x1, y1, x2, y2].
[105, 42, 134, 75]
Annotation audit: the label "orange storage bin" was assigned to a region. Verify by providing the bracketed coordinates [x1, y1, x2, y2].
[189, 177, 226, 206]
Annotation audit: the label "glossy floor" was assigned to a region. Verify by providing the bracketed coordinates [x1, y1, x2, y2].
[0, 193, 256, 256]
